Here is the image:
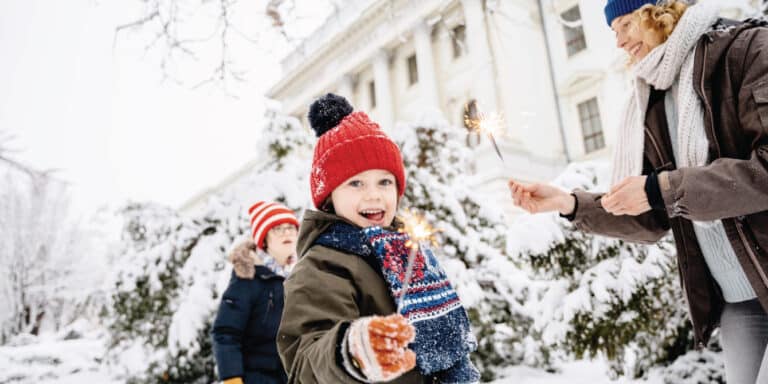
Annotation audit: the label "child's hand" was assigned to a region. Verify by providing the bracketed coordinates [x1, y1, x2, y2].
[346, 314, 416, 381]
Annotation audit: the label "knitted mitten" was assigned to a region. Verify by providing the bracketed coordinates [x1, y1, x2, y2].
[344, 314, 416, 382]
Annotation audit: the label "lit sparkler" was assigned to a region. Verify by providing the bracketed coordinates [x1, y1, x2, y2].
[464, 106, 506, 162]
[396, 209, 438, 315]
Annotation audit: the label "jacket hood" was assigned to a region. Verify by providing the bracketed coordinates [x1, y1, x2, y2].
[228, 239, 265, 279]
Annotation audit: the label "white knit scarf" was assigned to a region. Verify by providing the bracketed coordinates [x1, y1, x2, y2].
[611, 2, 721, 183]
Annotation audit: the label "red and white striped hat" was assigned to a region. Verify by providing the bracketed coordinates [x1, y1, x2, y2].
[248, 201, 300, 250]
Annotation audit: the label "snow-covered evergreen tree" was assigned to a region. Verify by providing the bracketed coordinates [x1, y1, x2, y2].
[508, 162, 713, 379]
[105, 202, 230, 383]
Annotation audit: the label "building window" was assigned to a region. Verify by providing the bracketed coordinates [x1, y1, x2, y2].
[407, 55, 419, 86]
[462, 99, 481, 147]
[578, 98, 605, 153]
[561, 5, 587, 56]
[451, 25, 467, 58]
[368, 80, 376, 108]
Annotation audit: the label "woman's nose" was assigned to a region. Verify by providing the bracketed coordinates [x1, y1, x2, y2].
[616, 33, 626, 49]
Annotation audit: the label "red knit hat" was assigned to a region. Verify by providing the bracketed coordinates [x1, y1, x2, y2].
[308, 94, 406, 209]
[248, 201, 300, 250]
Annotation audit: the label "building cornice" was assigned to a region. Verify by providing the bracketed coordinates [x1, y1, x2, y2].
[267, 0, 458, 114]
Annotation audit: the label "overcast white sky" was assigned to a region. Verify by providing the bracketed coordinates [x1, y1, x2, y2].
[0, 0, 325, 212]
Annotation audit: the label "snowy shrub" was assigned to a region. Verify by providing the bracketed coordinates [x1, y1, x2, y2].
[258, 101, 312, 170]
[106, 202, 232, 383]
[138, 318, 217, 384]
[512, 162, 697, 378]
[657, 347, 725, 384]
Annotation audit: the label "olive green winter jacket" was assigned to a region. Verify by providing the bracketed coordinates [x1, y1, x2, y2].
[277, 210, 429, 384]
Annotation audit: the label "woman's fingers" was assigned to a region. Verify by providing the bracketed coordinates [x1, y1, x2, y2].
[608, 177, 631, 195]
[510, 182, 528, 208]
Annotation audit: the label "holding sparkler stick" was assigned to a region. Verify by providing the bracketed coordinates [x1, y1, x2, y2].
[396, 209, 438, 316]
[397, 241, 421, 315]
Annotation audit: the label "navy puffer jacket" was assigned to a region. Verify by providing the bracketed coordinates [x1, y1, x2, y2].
[211, 240, 288, 384]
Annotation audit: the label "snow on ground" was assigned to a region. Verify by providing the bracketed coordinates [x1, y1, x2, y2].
[0, 327, 662, 384]
[0, 326, 118, 384]
[490, 360, 660, 384]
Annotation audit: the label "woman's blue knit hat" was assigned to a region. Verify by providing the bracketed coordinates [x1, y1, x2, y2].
[604, 0, 658, 26]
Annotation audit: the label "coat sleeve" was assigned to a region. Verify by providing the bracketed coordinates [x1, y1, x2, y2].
[277, 248, 363, 384]
[211, 277, 259, 381]
[571, 189, 671, 244]
[659, 28, 768, 221]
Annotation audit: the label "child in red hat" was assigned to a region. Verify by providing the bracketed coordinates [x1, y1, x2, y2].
[277, 94, 479, 383]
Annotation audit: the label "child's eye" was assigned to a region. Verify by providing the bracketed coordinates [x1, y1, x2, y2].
[348, 180, 362, 187]
[379, 179, 394, 186]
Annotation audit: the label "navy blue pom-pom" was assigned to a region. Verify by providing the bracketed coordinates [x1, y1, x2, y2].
[308, 93, 353, 137]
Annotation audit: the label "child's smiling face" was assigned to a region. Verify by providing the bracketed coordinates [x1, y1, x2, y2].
[330, 169, 398, 228]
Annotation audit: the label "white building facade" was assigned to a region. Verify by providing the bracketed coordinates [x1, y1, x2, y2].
[182, 0, 762, 216]
[266, 0, 630, 217]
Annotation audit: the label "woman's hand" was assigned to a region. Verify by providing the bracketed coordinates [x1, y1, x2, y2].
[601, 176, 651, 216]
[508, 180, 575, 215]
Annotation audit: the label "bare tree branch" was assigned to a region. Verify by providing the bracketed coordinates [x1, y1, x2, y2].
[0, 156, 63, 182]
[112, 0, 309, 93]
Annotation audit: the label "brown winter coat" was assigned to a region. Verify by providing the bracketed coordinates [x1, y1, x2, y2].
[571, 20, 768, 346]
[276, 210, 428, 384]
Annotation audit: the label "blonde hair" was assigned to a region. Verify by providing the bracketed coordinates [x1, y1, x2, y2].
[635, 1, 689, 45]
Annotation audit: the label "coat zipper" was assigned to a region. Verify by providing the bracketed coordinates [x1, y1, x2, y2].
[735, 218, 768, 290]
[644, 127, 667, 166]
[698, 42, 723, 160]
[263, 291, 274, 324]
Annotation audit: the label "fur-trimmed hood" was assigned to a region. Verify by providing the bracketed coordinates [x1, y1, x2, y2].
[228, 239, 264, 279]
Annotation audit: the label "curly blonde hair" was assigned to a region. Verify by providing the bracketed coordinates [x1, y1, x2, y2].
[635, 1, 689, 45]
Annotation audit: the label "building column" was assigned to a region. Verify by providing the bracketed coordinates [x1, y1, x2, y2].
[413, 20, 441, 113]
[337, 74, 356, 105]
[372, 49, 395, 132]
[460, 0, 499, 112]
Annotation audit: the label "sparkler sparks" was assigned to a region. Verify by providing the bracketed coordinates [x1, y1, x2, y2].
[396, 209, 438, 315]
[464, 106, 506, 162]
